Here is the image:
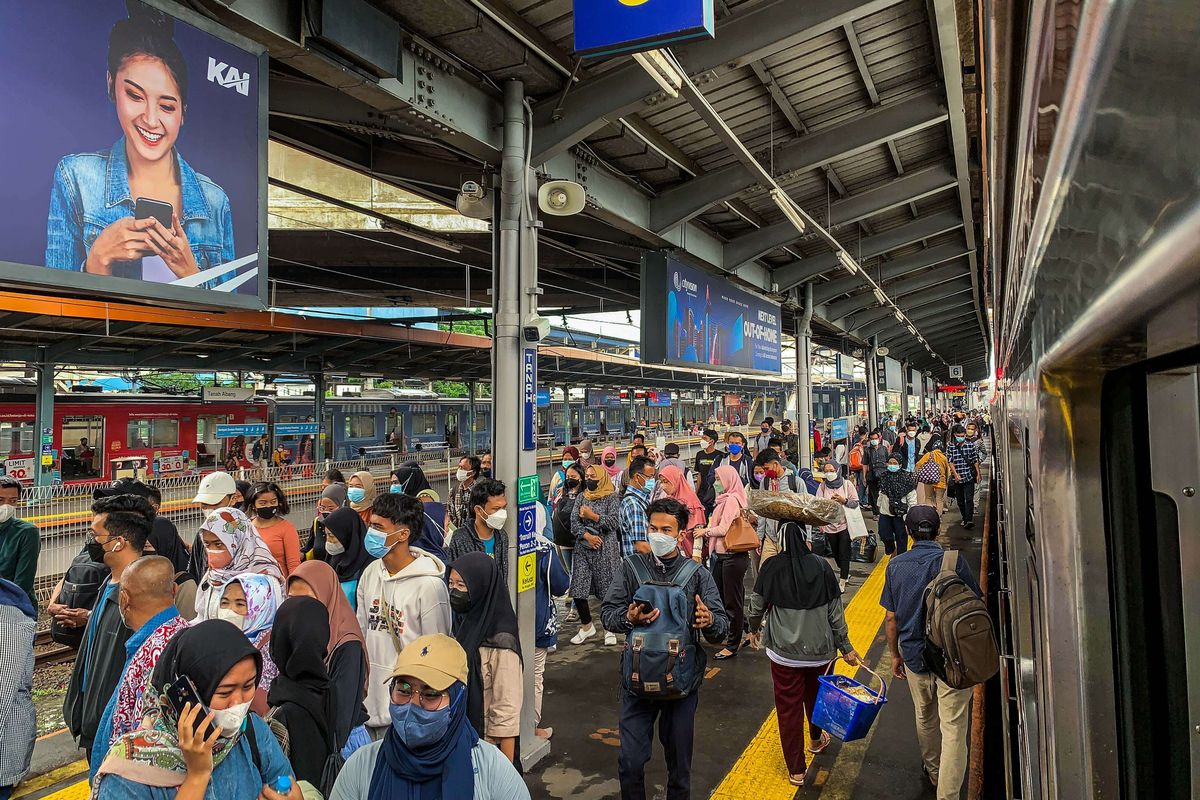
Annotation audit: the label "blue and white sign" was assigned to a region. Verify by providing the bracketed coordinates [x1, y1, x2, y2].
[536, 388, 552, 408]
[523, 349, 537, 451]
[831, 418, 850, 442]
[574, 0, 715, 56]
[215, 424, 267, 438]
[274, 423, 319, 436]
[517, 501, 538, 557]
[646, 391, 673, 407]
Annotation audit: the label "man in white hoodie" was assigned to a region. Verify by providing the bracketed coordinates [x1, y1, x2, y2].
[357, 492, 453, 738]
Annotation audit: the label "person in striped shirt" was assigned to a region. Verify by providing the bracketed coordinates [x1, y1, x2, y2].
[619, 456, 656, 558]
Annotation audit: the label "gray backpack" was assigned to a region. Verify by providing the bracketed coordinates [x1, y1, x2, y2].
[922, 550, 999, 689]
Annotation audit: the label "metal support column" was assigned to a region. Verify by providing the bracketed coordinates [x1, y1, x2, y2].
[867, 336, 880, 431]
[33, 354, 55, 489]
[313, 373, 327, 462]
[493, 79, 548, 770]
[918, 373, 927, 418]
[562, 384, 573, 442]
[467, 380, 478, 455]
[899, 360, 910, 420]
[796, 284, 814, 469]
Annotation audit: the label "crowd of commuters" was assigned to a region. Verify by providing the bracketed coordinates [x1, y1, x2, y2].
[0, 409, 992, 800]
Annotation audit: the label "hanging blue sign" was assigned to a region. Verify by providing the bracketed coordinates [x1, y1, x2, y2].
[274, 423, 319, 437]
[536, 388, 551, 408]
[523, 349, 537, 451]
[574, 0, 715, 57]
[831, 418, 850, 441]
[215, 424, 267, 438]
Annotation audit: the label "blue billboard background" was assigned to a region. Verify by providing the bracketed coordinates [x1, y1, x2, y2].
[574, 0, 714, 56]
[642, 253, 782, 374]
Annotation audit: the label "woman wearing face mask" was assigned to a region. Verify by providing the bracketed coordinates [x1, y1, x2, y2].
[287, 561, 369, 756]
[547, 446, 580, 506]
[388, 464, 449, 562]
[577, 438, 595, 467]
[655, 464, 707, 561]
[193, 508, 283, 626]
[320, 508, 375, 610]
[877, 456, 918, 556]
[196, 573, 283, 715]
[93, 621, 301, 800]
[327, 633, 529, 800]
[246, 483, 300, 579]
[915, 433, 951, 514]
[308, 483, 347, 562]
[266, 597, 339, 790]
[448, 554, 523, 765]
[600, 445, 623, 489]
[697, 465, 752, 659]
[232, 481, 251, 512]
[754, 523, 860, 787]
[814, 462, 858, 593]
[550, 463, 586, 578]
[568, 466, 623, 646]
[347, 471, 377, 528]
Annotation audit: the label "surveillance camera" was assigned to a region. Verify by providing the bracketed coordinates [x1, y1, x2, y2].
[523, 313, 551, 344]
[460, 180, 485, 199]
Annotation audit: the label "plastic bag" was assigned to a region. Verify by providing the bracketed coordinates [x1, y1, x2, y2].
[747, 488, 842, 526]
[844, 506, 869, 540]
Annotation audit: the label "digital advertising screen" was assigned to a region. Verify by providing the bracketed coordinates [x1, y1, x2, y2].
[0, 0, 267, 309]
[585, 389, 625, 408]
[641, 252, 782, 375]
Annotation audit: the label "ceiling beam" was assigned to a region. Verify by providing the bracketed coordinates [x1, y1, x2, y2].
[44, 322, 144, 361]
[856, 300, 976, 339]
[832, 278, 973, 324]
[813, 253, 969, 306]
[650, 91, 946, 233]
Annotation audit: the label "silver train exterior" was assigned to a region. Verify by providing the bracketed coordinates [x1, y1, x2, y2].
[986, 0, 1199, 797]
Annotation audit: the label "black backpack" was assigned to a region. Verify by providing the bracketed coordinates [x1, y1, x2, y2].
[51, 550, 111, 647]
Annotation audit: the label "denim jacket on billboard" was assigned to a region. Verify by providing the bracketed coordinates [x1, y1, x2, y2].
[45, 138, 236, 283]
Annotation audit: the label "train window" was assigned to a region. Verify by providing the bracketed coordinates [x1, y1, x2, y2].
[552, 409, 565, 427]
[411, 413, 438, 435]
[343, 414, 376, 439]
[472, 413, 489, 432]
[0, 421, 33, 455]
[127, 418, 178, 448]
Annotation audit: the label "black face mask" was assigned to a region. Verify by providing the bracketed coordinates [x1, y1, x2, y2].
[449, 588, 471, 614]
[256, 506, 278, 520]
[584, 479, 600, 491]
[603, 458, 616, 466]
[564, 478, 581, 489]
[85, 538, 108, 563]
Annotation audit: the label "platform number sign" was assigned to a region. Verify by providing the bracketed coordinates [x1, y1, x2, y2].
[949, 365, 964, 379]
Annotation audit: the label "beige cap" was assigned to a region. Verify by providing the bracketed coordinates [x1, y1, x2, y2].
[193, 471, 237, 504]
[387, 633, 468, 690]
[416, 487, 441, 503]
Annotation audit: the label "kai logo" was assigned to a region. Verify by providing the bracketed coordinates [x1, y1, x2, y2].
[618, 0, 651, 5]
[207, 57, 250, 96]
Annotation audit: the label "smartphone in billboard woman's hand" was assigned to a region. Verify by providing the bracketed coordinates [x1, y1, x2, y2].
[134, 197, 174, 229]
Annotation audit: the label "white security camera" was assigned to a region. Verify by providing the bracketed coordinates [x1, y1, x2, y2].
[523, 313, 551, 343]
[460, 180, 485, 199]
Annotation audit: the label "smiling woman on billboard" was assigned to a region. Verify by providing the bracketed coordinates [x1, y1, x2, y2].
[44, 1, 235, 286]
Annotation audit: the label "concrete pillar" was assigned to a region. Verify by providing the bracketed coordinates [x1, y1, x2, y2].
[866, 336, 880, 431]
[34, 355, 55, 489]
[899, 360, 910, 420]
[796, 284, 814, 469]
[313, 373, 327, 462]
[467, 380, 478, 455]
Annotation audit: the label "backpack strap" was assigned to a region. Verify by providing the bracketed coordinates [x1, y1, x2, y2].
[670, 559, 701, 588]
[628, 555, 654, 587]
[245, 715, 263, 776]
[941, 549, 958, 573]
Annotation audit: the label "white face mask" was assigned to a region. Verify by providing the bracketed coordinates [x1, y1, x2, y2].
[0, 504, 14, 524]
[210, 700, 252, 737]
[456, 468, 471, 482]
[484, 508, 508, 530]
[216, 608, 246, 631]
[324, 539, 345, 556]
[824, 471, 838, 481]
[648, 532, 680, 557]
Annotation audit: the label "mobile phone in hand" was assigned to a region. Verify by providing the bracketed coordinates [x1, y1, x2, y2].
[635, 599, 655, 615]
[134, 197, 174, 229]
[164, 674, 213, 738]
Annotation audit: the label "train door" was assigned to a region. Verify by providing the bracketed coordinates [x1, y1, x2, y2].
[444, 411, 460, 449]
[196, 414, 228, 469]
[60, 415, 104, 480]
[0, 417, 34, 483]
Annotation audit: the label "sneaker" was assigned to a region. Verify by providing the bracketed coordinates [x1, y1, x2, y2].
[838, 578, 847, 593]
[570, 625, 597, 645]
[604, 632, 618, 646]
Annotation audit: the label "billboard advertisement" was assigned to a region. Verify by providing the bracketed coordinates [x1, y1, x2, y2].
[642, 252, 782, 375]
[0, 0, 266, 309]
[875, 355, 903, 392]
[836, 354, 855, 381]
[574, 0, 714, 56]
[585, 389, 625, 408]
[646, 391, 673, 407]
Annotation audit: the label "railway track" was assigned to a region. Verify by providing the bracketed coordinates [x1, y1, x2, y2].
[34, 630, 76, 668]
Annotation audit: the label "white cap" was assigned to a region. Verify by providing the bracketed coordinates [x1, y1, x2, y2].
[193, 471, 237, 505]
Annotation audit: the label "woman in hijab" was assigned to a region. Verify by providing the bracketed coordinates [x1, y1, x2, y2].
[196, 572, 284, 714]
[193, 508, 284, 621]
[699, 464, 751, 659]
[390, 464, 449, 562]
[567, 465, 622, 647]
[308, 483, 348, 562]
[547, 446, 580, 505]
[320, 507, 376, 610]
[267, 597, 337, 789]
[814, 461, 858, 593]
[915, 433, 951, 514]
[93, 620, 300, 800]
[599, 445, 622, 480]
[287, 561, 369, 755]
[754, 523, 860, 787]
[655, 464, 706, 559]
[577, 438, 595, 467]
[448, 553, 522, 764]
[877, 454, 918, 556]
[550, 463, 586, 579]
[347, 471, 377, 527]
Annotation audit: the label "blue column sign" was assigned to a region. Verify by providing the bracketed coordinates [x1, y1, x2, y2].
[523, 348, 536, 451]
[518, 502, 538, 557]
[831, 418, 849, 441]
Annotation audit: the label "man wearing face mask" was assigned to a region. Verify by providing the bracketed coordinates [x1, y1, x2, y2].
[752, 420, 774, 458]
[356, 493, 452, 740]
[945, 425, 982, 529]
[865, 429, 892, 513]
[445, 479, 511, 584]
[692, 429, 724, 515]
[447, 456, 481, 531]
[328, 633, 530, 800]
[0, 476, 39, 609]
[619, 457, 657, 558]
[64, 493, 153, 762]
[720, 432, 753, 488]
[896, 423, 921, 474]
[89, 555, 187, 779]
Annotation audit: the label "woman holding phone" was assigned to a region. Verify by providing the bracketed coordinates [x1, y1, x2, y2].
[45, 2, 235, 285]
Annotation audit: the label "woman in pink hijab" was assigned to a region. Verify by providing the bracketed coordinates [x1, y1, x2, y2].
[655, 464, 706, 558]
[701, 464, 751, 658]
[600, 445, 623, 480]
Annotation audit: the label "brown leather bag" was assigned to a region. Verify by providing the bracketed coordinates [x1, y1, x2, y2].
[724, 510, 760, 553]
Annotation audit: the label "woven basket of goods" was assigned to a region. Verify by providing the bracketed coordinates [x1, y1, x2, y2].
[746, 489, 843, 526]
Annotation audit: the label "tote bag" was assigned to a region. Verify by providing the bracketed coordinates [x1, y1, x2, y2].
[844, 506, 869, 541]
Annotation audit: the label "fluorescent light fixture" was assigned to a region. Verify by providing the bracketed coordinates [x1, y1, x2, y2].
[907, 325, 917, 335]
[837, 251, 858, 274]
[770, 188, 807, 234]
[872, 288, 887, 305]
[894, 310, 904, 321]
[633, 50, 683, 98]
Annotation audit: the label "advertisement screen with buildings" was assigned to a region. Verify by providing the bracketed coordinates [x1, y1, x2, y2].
[641, 253, 782, 375]
[0, 0, 266, 308]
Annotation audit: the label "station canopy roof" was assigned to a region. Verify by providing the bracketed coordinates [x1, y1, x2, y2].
[197, 0, 989, 380]
[0, 292, 788, 393]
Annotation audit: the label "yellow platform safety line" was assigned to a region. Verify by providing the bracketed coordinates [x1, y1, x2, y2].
[709, 555, 891, 800]
[12, 760, 87, 799]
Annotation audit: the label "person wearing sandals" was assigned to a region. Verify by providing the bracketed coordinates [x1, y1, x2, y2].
[754, 521, 861, 787]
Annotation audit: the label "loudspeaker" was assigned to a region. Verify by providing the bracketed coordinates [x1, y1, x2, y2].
[538, 180, 586, 216]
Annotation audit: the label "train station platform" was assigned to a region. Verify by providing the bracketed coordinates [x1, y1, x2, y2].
[18, 468, 989, 800]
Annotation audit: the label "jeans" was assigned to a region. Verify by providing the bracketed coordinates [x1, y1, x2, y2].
[866, 474, 881, 510]
[877, 514, 908, 555]
[711, 552, 750, 648]
[618, 691, 700, 800]
[907, 671, 973, 800]
[827, 530, 851, 579]
[951, 480, 976, 522]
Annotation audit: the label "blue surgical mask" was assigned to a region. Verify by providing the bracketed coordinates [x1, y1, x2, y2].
[728, 444, 743, 455]
[887, 464, 900, 473]
[642, 478, 657, 495]
[389, 483, 404, 494]
[347, 487, 366, 504]
[389, 699, 452, 749]
[648, 532, 679, 557]
[364, 527, 397, 558]
[955, 436, 966, 443]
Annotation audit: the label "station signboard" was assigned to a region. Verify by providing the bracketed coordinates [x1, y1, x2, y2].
[0, 0, 267, 309]
[535, 388, 551, 408]
[574, 0, 715, 56]
[642, 252, 782, 375]
[875, 355, 903, 392]
[203, 386, 255, 403]
[836, 354, 856, 381]
[585, 389, 625, 408]
[274, 423, 318, 437]
[215, 423, 266, 438]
